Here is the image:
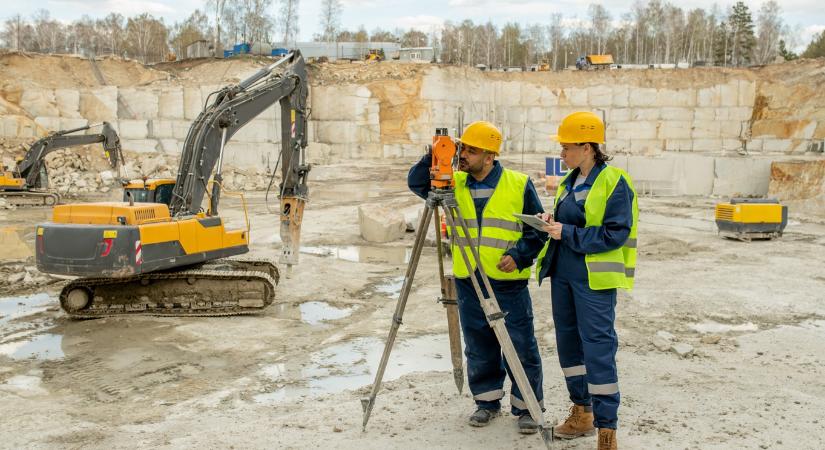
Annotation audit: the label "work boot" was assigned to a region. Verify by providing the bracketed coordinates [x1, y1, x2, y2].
[598, 428, 617, 450]
[553, 404, 596, 439]
[517, 413, 539, 434]
[468, 408, 499, 427]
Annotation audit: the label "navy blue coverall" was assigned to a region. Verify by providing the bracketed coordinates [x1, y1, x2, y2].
[408, 153, 547, 415]
[536, 162, 634, 429]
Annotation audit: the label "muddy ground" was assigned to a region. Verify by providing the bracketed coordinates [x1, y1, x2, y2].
[1, 157, 824, 449]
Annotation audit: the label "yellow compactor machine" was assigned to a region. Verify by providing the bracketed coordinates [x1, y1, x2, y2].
[715, 198, 787, 241]
[35, 51, 311, 317]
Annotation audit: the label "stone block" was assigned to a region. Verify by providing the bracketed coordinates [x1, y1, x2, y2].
[158, 88, 184, 119]
[716, 106, 753, 121]
[691, 120, 721, 139]
[311, 87, 371, 121]
[21, 89, 58, 117]
[59, 118, 89, 131]
[150, 120, 191, 140]
[745, 139, 764, 152]
[722, 139, 745, 152]
[672, 154, 715, 195]
[615, 121, 658, 140]
[607, 108, 631, 123]
[762, 139, 793, 153]
[507, 106, 526, 123]
[495, 82, 523, 106]
[717, 120, 747, 139]
[697, 86, 720, 107]
[628, 88, 657, 107]
[628, 139, 665, 155]
[587, 85, 613, 107]
[224, 141, 276, 168]
[315, 120, 359, 143]
[527, 106, 549, 123]
[421, 70, 464, 102]
[358, 204, 407, 243]
[664, 139, 694, 152]
[606, 139, 630, 152]
[182, 87, 203, 120]
[118, 120, 149, 139]
[54, 89, 81, 118]
[34, 116, 61, 132]
[658, 88, 695, 107]
[738, 80, 756, 106]
[660, 107, 693, 121]
[562, 88, 588, 106]
[80, 87, 118, 122]
[625, 156, 674, 182]
[612, 86, 629, 107]
[658, 121, 693, 140]
[712, 157, 772, 196]
[719, 82, 739, 107]
[118, 88, 159, 119]
[692, 139, 723, 152]
[121, 139, 159, 153]
[1, 116, 36, 138]
[632, 108, 660, 121]
[693, 108, 715, 121]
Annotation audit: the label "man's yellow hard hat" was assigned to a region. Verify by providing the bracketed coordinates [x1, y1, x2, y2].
[459, 121, 502, 154]
[550, 111, 605, 144]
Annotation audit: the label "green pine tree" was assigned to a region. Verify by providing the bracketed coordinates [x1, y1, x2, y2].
[778, 40, 798, 61]
[802, 30, 825, 59]
[728, 1, 756, 66]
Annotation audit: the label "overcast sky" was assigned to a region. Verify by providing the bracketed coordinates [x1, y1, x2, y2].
[4, 0, 824, 50]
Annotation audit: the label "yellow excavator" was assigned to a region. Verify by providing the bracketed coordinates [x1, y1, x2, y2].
[35, 51, 311, 318]
[0, 122, 124, 206]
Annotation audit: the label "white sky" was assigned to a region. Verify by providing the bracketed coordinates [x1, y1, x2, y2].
[3, 0, 824, 51]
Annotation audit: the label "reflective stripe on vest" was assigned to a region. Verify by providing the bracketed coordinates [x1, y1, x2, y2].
[534, 165, 639, 291]
[452, 169, 530, 280]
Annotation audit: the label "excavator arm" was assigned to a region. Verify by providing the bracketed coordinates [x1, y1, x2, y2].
[16, 121, 124, 188]
[168, 50, 309, 266]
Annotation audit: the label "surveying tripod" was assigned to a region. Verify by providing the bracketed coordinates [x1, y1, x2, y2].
[360, 130, 553, 448]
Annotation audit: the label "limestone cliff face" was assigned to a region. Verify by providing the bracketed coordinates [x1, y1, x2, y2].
[0, 53, 823, 197]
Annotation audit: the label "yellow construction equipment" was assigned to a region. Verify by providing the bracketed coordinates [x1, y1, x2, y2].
[715, 198, 787, 241]
[365, 49, 384, 62]
[35, 51, 310, 318]
[576, 54, 614, 70]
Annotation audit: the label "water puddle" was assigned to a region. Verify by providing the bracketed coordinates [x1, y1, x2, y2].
[0, 293, 63, 360]
[301, 245, 411, 264]
[0, 333, 64, 360]
[690, 321, 758, 334]
[299, 301, 354, 325]
[374, 276, 405, 298]
[253, 334, 451, 404]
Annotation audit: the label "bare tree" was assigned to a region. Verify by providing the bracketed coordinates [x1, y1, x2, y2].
[206, 0, 228, 51]
[319, 0, 341, 44]
[754, 0, 782, 64]
[547, 13, 564, 70]
[588, 4, 611, 54]
[1, 14, 34, 51]
[280, 0, 299, 46]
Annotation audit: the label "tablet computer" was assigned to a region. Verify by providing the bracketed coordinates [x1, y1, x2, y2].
[513, 213, 551, 231]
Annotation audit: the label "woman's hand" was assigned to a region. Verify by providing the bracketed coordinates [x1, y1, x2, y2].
[541, 217, 564, 240]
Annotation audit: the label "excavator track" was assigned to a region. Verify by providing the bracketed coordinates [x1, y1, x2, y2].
[59, 257, 279, 318]
[0, 190, 60, 207]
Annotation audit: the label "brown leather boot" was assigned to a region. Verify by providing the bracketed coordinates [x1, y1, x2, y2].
[598, 428, 617, 450]
[553, 404, 595, 439]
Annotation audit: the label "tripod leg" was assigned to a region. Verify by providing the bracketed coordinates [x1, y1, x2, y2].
[443, 205, 553, 447]
[434, 207, 464, 394]
[361, 204, 434, 431]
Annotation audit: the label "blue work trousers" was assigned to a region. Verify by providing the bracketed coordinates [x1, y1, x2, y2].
[551, 274, 620, 429]
[456, 274, 544, 416]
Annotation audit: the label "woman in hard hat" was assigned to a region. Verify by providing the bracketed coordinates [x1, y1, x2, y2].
[535, 111, 638, 450]
[408, 121, 548, 435]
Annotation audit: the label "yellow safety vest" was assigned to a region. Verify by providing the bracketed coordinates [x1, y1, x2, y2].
[534, 165, 638, 291]
[451, 169, 531, 280]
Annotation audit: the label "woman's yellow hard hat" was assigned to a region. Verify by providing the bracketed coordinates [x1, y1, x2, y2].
[550, 111, 605, 144]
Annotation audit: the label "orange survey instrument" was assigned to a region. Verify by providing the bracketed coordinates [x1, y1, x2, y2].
[430, 128, 456, 189]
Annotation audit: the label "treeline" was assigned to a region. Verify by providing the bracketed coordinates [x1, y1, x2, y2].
[1, 0, 824, 66]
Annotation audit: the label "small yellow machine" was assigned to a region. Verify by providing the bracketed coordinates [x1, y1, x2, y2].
[715, 198, 787, 241]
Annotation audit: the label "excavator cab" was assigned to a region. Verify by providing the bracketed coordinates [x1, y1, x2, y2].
[123, 179, 176, 205]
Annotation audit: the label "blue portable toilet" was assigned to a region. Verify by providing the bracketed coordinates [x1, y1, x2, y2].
[271, 48, 288, 57]
[223, 50, 234, 58]
[233, 43, 250, 54]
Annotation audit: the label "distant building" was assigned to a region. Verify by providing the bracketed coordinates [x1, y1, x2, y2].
[398, 47, 434, 63]
[186, 40, 213, 59]
[271, 41, 401, 61]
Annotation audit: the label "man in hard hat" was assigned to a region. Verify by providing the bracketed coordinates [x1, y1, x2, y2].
[408, 121, 547, 434]
[535, 111, 638, 450]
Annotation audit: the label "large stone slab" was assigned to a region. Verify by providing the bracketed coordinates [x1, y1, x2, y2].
[118, 88, 159, 119]
[80, 87, 118, 122]
[158, 88, 184, 119]
[712, 157, 772, 196]
[55, 89, 81, 118]
[21, 89, 58, 117]
[358, 204, 407, 243]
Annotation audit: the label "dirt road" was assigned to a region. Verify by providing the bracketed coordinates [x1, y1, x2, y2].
[1, 160, 823, 449]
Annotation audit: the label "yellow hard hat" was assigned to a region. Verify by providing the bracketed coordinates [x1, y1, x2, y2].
[459, 121, 502, 154]
[550, 111, 605, 144]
